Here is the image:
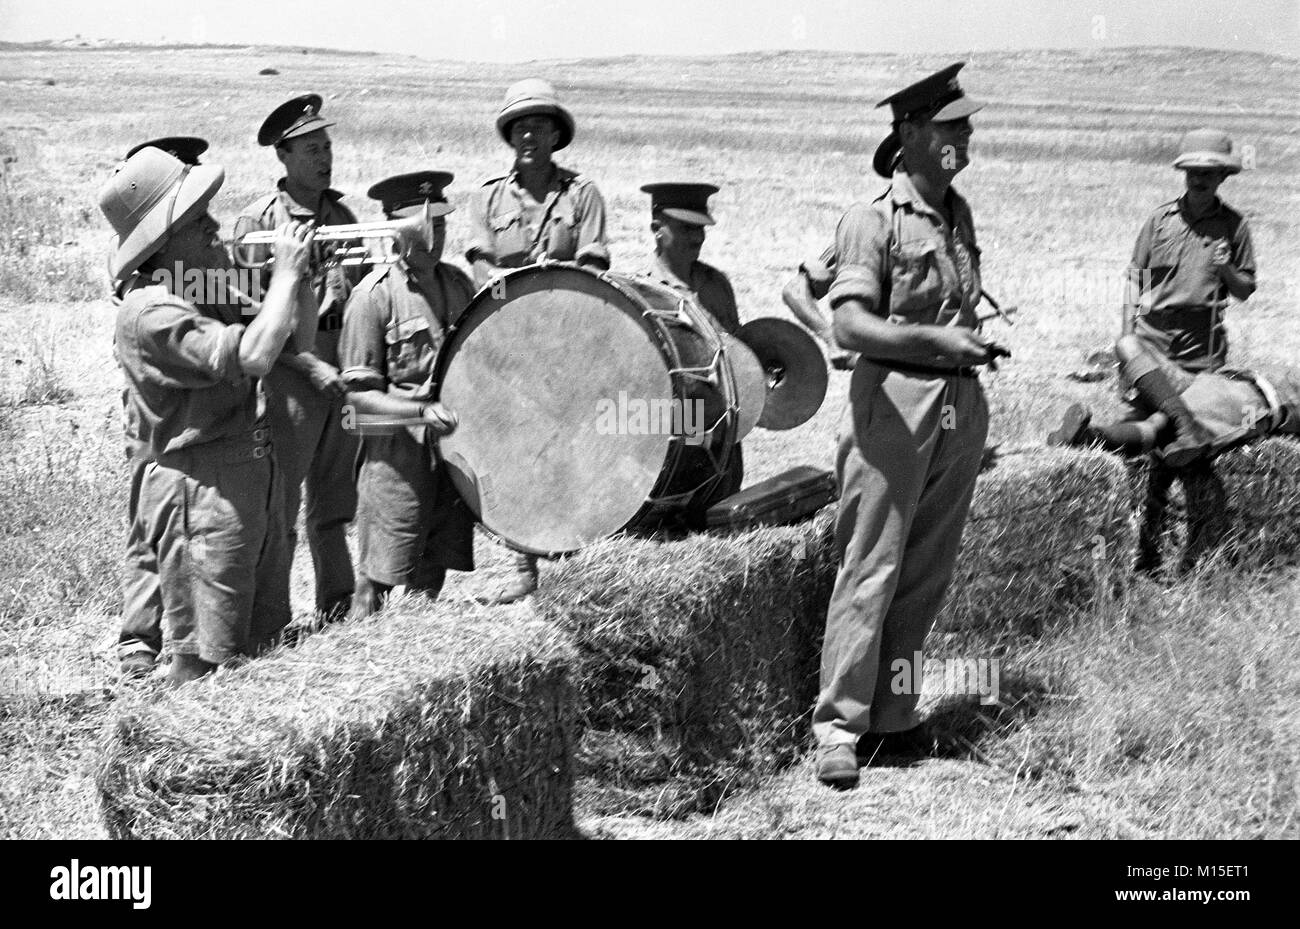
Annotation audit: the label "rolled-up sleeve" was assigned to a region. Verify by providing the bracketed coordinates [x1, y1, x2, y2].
[134, 301, 245, 388]
[572, 182, 610, 266]
[827, 203, 888, 314]
[339, 282, 388, 392]
[465, 185, 498, 265]
[1129, 213, 1156, 269]
[1232, 217, 1256, 277]
[800, 244, 837, 301]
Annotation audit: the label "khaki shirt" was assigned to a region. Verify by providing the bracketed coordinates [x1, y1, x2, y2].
[640, 253, 741, 336]
[466, 165, 609, 269]
[1130, 196, 1256, 371]
[339, 260, 475, 396]
[827, 170, 981, 329]
[114, 279, 263, 458]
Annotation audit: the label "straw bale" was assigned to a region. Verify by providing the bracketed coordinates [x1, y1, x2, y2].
[934, 447, 1137, 649]
[96, 602, 576, 839]
[538, 508, 836, 817]
[541, 449, 1134, 817]
[1140, 438, 1300, 571]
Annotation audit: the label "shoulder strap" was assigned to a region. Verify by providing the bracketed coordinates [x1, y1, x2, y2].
[880, 193, 901, 316]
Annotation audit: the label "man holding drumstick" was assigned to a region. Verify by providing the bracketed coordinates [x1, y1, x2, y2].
[339, 172, 473, 620]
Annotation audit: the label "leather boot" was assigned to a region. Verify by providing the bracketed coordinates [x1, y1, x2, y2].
[477, 552, 539, 605]
[1046, 404, 1097, 447]
[815, 743, 859, 788]
[1133, 368, 1213, 467]
[166, 653, 216, 687]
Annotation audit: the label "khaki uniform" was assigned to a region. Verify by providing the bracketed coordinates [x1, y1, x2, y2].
[340, 261, 476, 589]
[813, 170, 988, 746]
[466, 166, 609, 269]
[1129, 197, 1256, 372]
[237, 181, 361, 613]
[640, 252, 744, 502]
[114, 280, 290, 663]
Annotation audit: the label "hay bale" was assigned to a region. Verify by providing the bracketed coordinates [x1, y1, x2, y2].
[537, 509, 836, 817]
[935, 447, 1136, 649]
[540, 449, 1132, 818]
[1143, 438, 1300, 570]
[96, 602, 576, 839]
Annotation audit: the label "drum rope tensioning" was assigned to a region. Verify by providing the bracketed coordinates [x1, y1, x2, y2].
[432, 265, 828, 555]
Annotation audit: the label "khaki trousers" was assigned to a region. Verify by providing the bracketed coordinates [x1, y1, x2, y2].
[138, 436, 291, 665]
[266, 346, 358, 614]
[813, 362, 988, 746]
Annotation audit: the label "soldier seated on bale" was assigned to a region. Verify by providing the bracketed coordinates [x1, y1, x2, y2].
[102, 147, 318, 684]
[1105, 127, 1259, 573]
[1048, 334, 1300, 569]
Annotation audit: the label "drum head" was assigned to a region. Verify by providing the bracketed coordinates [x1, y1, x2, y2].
[435, 266, 677, 555]
[721, 333, 766, 441]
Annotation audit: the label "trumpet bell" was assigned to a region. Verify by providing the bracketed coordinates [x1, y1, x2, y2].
[736, 317, 828, 431]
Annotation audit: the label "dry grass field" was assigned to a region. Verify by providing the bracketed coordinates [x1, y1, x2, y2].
[0, 41, 1297, 839]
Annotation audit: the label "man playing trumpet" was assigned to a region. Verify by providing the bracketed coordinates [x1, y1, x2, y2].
[102, 147, 316, 683]
[338, 172, 474, 620]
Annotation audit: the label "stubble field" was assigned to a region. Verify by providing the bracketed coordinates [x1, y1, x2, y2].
[0, 41, 1297, 839]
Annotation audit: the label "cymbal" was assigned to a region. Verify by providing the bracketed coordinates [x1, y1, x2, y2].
[737, 317, 828, 430]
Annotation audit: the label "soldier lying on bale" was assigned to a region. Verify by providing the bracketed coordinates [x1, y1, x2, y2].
[1048, 333, 1300, 569]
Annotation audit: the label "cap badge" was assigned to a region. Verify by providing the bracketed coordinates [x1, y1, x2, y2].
[418, 181, 434, 196]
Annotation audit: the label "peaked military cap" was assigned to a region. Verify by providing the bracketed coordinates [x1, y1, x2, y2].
[367, 171, 456, 218]
[641, 182, 719, 226]
[872, 62, 984, 177]
[257, 94, 335, 147]
[124, 136, 209, 165]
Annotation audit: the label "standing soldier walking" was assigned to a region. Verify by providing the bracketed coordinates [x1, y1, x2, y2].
[339, 172, 474, 620]
[466, 78, 610, 604]
[811, 64, 1006, 788]
[235, 94, 361, 622]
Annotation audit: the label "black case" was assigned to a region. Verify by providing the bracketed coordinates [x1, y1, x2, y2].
[705, 465, 838, 530]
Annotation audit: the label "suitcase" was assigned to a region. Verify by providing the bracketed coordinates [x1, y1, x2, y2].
[705, 465, 838, 530]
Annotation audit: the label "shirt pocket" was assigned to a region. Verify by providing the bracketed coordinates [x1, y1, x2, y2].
[489, 208, 526, 260]
[384, 314, 436, 387]
[890, 238, 943, 319]
[1149, 224, 1181, 270]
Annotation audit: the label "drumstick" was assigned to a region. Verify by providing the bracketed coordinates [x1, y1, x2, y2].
[979, 289, 1017, 325]
[345, 413, 428, 435]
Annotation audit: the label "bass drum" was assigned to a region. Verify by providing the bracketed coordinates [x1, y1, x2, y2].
[433, 265, 739, 556]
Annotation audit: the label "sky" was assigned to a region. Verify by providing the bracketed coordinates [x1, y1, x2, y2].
[0, 0, 1296, 61]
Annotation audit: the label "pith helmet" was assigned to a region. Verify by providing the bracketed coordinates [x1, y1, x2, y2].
[1173, 128, 1242, 174]
[495, 78, 575, 150]
[98, 147, 224, 282]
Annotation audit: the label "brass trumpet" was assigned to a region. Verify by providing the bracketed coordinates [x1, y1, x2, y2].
[231, 203, 436, 270]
